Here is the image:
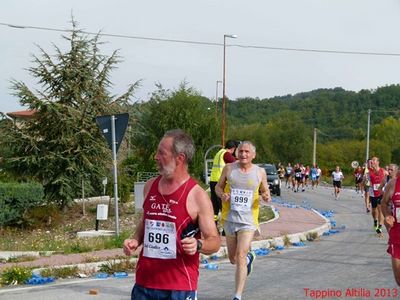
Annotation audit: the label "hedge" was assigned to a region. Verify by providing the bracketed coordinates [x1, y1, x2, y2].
[0, 182, 44, 226]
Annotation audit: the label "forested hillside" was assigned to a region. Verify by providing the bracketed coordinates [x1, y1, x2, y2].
[223, 84, 400, 169]
[227, 85, 400, 143]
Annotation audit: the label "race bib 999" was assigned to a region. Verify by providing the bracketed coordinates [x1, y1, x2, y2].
[230, 188, 253, 212]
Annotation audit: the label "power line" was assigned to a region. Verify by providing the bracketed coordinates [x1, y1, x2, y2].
[1, 22, 400, 57]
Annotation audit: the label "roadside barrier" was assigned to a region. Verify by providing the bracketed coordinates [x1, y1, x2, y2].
[113, 272, 128, 278]
[26, 274, 55, 285]
[95, 272, 109, 279]
[254, 248, 270, 256]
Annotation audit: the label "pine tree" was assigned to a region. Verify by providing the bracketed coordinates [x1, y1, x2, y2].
[2, 20, 138, 208]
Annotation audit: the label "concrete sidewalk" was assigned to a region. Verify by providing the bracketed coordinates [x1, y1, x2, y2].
[0, 203, 330, 272]
[212, 203, 330, 258]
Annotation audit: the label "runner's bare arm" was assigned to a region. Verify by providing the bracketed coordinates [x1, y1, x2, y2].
[215, 164, 231, 202]
[382, 179, 395, 231]
[379, 175, 389, 192]
[183, 186, 221, 255]
[259, 167, 271, 203]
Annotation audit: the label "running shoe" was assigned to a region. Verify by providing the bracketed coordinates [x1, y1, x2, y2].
[246, 251, 256, 276]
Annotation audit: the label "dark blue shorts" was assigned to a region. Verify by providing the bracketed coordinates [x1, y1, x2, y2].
[370, 196, 382, 208]
[131, 284, 197, 300]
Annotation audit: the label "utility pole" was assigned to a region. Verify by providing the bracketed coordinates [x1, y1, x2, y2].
[313, 128, 317, 166]
[215, 80, 222, 122]
[366, 109, 371, 163]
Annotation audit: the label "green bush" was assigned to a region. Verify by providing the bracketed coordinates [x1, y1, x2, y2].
[1, 266, 32, 285]
[40, 266, 78, 279]
[118, 172, 133, 203]
[0, 182, 45, 226]
[99, 258, 135, 274]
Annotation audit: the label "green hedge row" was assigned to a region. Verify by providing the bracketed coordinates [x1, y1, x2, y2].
[0, 182, 44, 226]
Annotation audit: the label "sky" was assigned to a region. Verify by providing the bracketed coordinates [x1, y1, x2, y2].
[1, 0, 400, 113]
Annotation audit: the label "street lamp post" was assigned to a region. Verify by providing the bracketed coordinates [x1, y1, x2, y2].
[366, 108, 371, 163]
[221, 34, 237, 146]
[215, 80, 222, 122]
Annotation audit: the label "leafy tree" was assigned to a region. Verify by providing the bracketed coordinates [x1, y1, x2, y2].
[318, 140, 366, 173]
[130, 82, 219, 178]
[1, 20, 138, 208]
[371, 116, 400, 164]
[265, 112, 313, 164]
[230, 123, 277, 164]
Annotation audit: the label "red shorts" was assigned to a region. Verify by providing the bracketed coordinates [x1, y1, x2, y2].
[387, 244, 400, 259]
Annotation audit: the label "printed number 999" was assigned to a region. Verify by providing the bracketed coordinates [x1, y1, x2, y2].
[234, 196, 248, 203]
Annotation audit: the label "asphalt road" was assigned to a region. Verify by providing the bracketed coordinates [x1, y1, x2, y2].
[0, 185, 397, 300]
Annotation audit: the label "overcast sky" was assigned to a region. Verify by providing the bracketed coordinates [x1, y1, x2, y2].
[1, 0, 400, 113]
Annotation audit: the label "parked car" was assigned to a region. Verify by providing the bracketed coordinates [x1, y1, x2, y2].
[257, 163, 281, 196]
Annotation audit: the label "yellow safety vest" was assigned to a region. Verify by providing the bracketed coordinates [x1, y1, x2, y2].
[210, 148, 227, 182]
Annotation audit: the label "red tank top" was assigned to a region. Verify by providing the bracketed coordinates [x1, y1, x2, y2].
[389, 177, 400, 244]
[369, 167, 385, 197]
[135, 176, 200, 291]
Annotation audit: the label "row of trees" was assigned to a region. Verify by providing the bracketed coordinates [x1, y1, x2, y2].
[1, 22, 399, 212]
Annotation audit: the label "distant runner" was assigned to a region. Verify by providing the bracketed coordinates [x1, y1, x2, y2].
[285, 163, 293, 189]
[354, 166, 363, 195]
[363, 160, 372, 213]
[310, 164, 318, 190]
[331, 166, 344, 200]
[369, 156, 386, 236]
[293, 163, 303, 193]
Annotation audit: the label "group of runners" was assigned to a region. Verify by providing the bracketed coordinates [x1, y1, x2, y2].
[122, 129, 400, 298]
[124, 133, 270, 300]
[356, 156, 400, 286]
[278, 163, 322, 192]
[352, 158, 399, 235]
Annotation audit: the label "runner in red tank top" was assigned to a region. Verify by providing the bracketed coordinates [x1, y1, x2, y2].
[123, 129, 220, 300]
[369, 156, 386, 235]
[382, 166, 400, 286]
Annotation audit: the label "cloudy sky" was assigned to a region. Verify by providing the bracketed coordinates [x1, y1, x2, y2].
[1, 0, 400, 113]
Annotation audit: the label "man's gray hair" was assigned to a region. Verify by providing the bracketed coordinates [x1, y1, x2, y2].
[238, 141, 256, 153]
[163, 129, 195, 164]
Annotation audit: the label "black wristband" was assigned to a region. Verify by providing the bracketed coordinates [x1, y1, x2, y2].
[196, 239, 203, 252]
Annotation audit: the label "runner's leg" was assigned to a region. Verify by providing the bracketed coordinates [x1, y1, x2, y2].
[233, 231, 255, 298]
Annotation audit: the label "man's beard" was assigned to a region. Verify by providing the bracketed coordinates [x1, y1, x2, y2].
[158, 159, 177, 177]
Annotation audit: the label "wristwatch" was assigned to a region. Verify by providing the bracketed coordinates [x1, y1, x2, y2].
[196, 239, 203, 252]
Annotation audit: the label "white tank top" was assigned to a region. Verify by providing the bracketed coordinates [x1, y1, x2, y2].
[226, 162, 261, 225]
